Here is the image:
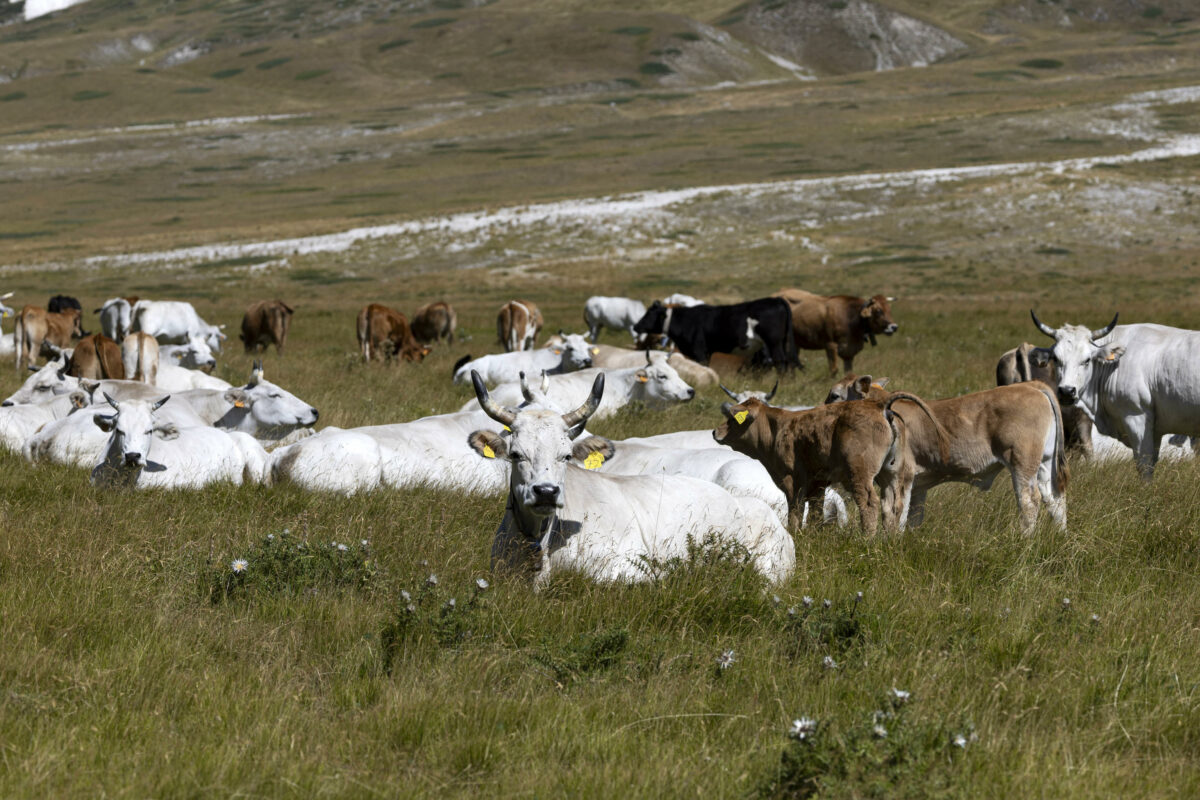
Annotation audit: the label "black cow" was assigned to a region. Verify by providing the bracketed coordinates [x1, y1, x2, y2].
[633, 298, 798, 370]
[48, 295, 90, 336]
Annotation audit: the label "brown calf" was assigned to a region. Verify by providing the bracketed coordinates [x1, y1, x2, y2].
[411, 301, 457, 346]
[65, 334, 125, 381]
[241, 300, 294, 355]
[356, 303, 431, 363]
[826, 374, 1068, 533]
[497, 300, 542, 352]
[714, 383, 944, 533]
[996, 342, 1093, 458]
[14, 305, 84, 370]
[774, 289, 898, 376]
[121, 332, 159, 384]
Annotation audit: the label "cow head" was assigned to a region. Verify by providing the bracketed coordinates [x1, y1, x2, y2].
[64, 308, 86, 339]
[163, 335, 216, 371]
[92, 393, 175, 469]
[0, 291, 14, 321]
[720, 381, 778, 405]
[2, 353, 75, 405]
[631, 351, 694, 407]
[860, 296, 898, 344]
[397, 340, 432, 362]
[824, 375, 888, 404]
[1031, 310, 1121, 408]
[468, 369, 611, 523]
[633, 301, 669, 337]
[713, 397, 769, 450]
[554, 333, 593, 371]
[204, 324, 227, 353]
[220, 361, 319, 437]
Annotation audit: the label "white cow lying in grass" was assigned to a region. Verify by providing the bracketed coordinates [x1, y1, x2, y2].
[452, 334, 593, 387]
[89, 394, 267, 489]
[459, 358, 694, 420]
[159, 336, 217, 372]
[467, 371, 795, 586]
[0, 390, 89, 452]
[586, 343, 718, 388]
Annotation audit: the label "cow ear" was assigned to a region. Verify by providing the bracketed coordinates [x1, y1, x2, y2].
[1031, 348, 1053, 368]
[873, 377, 890, 389]
[859, 301, 876, 318]
[854, 375, 874, 396]
[1096, 345, 1125, 365]
[572, 436, 614, 468]
[224, 388, 253, 409]
[154, 422, 179, 441]
[68, 391, 88, 409]
[635, 369, 649, 383]
[93, 414, 116, 432]
[468, 430, 507, 460]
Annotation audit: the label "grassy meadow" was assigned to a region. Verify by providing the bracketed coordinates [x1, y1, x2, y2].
[3, 0, 1200, 796]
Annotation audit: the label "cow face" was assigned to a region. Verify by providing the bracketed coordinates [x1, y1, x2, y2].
[163, 335, 216, 371]
[861, 296, 898, 337]
[1031, 312, 1121, 408]
[2, 355, 75, 405]
[823, 375, 888, 404]
[632, 361, 695, 407]
[468, 370, 607, 523]
[720, 381, 779, 405]
[222, 365, 319, 435]
[63, 308, 85, 339]
[713, 398, 766, 448]
[204, 324, 226, 353]
[557, 334, 593, 371]
[633, 302, 668, 336]
[92, 394, 175, 468]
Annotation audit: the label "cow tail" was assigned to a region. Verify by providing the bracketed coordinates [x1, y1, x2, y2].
[357, 309, 370, 360]
[1037, 384, 1069, 494]
[447, 305, 457, 344]
[135, 334, 145, 382]
[783, 304, 800, 368]
[886, 392, 949, 462]
[13, 310, 22, 369]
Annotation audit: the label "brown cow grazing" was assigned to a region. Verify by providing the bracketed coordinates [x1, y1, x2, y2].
[714, 382, 944, 534]
[774, 289, 898, 377]
[241, 300, 294, 355]
[14, 305, 84, 370]
[825, 374, 1068, 533]
[497, 300, 542, 352]
[356, 303, 431, 363]
[121, 332, 159, 384]
[65, 334, 125, 381]
[996, 342, 1094, 458]
[411, 301, 457, 346]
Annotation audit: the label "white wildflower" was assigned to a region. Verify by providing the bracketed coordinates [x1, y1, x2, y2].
[802, 596, 813, 608]
[475, 578, 490, 592]
[789, 717, 817, 741]
[953, 734, 968, 749]
[856, 591, 863, 602]
[873, 724, 888, 739]
[1090, 613, 1100, 624]
[823, 599, 832, 609]
[716, 649, 736, 670]
[891, 688, 911, 704]
[337, 543, 348, 552]
[1061, 597, 1071, 609]
[400, 590, 412, 603]
[822, 655, 837, 670]
[231, 559, 248, 574]
[426, 574, 439, 587]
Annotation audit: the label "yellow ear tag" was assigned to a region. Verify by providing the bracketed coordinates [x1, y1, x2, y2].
[871, 383, 883, 389]
[234, 400, 245, 408]
[483, 445, 496, 459]
[1106, 352, 1116, 361]
[590, 347, 599, 355]
[553, 349, 562, 355]
[734, 410, 748, 425]
[637, 374, 649, 383]
[583, 451, 605, 470]
[503, 425, 511, 432]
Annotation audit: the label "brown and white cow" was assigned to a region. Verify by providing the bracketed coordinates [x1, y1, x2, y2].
[240, 300, 294, 355]
[996, 342, 1093, 458]
[356, 304, 431, 363]
[412, 301, 457, 346]
[713, 382, 944, 534]
[122, 332, 159, 384]
[65, 334, 125, 381]
[825, 374, 1068, 533]
[774, 289, 898, 376]
[14, 305, 84, 370]
[497, 300, 543, 352]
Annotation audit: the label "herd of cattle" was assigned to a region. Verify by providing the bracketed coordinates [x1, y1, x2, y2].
[2, 287, 1197, 587]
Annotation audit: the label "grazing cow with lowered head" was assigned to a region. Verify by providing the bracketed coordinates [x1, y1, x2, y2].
[468, 371, 795, 586]
[826, 374, 1067, 533]
[411, 301, 457, 346]
[633, 298, 797, 370]
[122, 332, 159, 385]
[714, 383, 944, 533]
[583, 296, 646, 342]
[241, 300, 294, 355]
[774, 289, 897, 376]
[14, 305, 84, 370]
[996, 341, 1094, 459]
[65, 334, 125, 381]
[130, 300, 226, 353]
[1031, 310, 1200, 480]
[497, 299, 543, 352]
[357, 303, 430, 363]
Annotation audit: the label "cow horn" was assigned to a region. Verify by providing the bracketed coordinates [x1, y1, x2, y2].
[539, 371, 550, 393]
[472, 370, 516, 427]
[152, 395, 170, 411]
[519, 371, 535, 403]
[562, 373, 605, 430]
[719, 384, 739, 400]
[645, 349, 653, 366]
[1030, 309, 1057, 339]
[765, 380, 778, 402]
[103, 392, 120, 411]
[0, 292, 13, 300]
[1091, 313, 1119, 341]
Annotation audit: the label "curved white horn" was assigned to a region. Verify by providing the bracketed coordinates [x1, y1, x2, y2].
[1030, 310, 1057, 339]
[1091, 313, 1119, 341]
[472, 370, 516, 427]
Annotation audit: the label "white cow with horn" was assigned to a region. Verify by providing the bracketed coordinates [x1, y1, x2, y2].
[466, 370, 795, 586]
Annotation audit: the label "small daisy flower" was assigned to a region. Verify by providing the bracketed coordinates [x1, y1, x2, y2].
[789, 717, 817, 741]
[337, 543, 348, 552]
[405, 603, 417, 614]
[823, 599, 832, 609]
[891, 688, 911, 704]
[856, 591, 864, 602]
[445, 598, 456, 610]
[1090, 613, 1101, 624]
[772, 594, 782, 606]
[1061, 597, 1071, 609]
[953, 734, 968, 749]
[787, 606, 798, 617]
[266, 533, 274, 542]
[873, 724, 888, 739]
[475, 578, 490, 592]
[716, 649, 737, 670]
[361, 539, 369, 548]
[231, 559, 248, 574]
[401, 590, 412, 603]
[822, 655, 837, 670]
[426, 574, 439, 587]
[802, 596, 813, 608]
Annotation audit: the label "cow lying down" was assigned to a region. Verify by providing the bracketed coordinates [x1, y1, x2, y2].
[468, 371, 795, 587]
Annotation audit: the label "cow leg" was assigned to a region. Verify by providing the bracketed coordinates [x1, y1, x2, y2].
[850, 480, 880, 535]
[1009, 465, 1041, 533]
[905, 486, 928, 528]
[1126, 414, 1159, 481]
[824, 343, 839, 376]
[1036, 459, 1067, 530]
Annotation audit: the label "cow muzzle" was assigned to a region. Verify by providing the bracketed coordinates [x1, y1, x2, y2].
[124, 452, 144, 466]
[884, 324, 898, 335]
[1057, 386, 1078, 405]
[530, 482, 562, 510]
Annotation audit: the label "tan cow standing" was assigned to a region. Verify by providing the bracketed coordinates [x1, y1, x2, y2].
[774, 289, 898, 376]
[411, 301, 457, 346]
[14, 305, 84, 370]
[65, 334, 125, 380]
[356, 303, 431, 363]
[996, 342, 1093, 458]
[497, 300, 542, 352]
[122, 332, 159, 384]
[714, 383, 945, 534]
[241, 300, 294, 355]
[825, 374, 1068, 533]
